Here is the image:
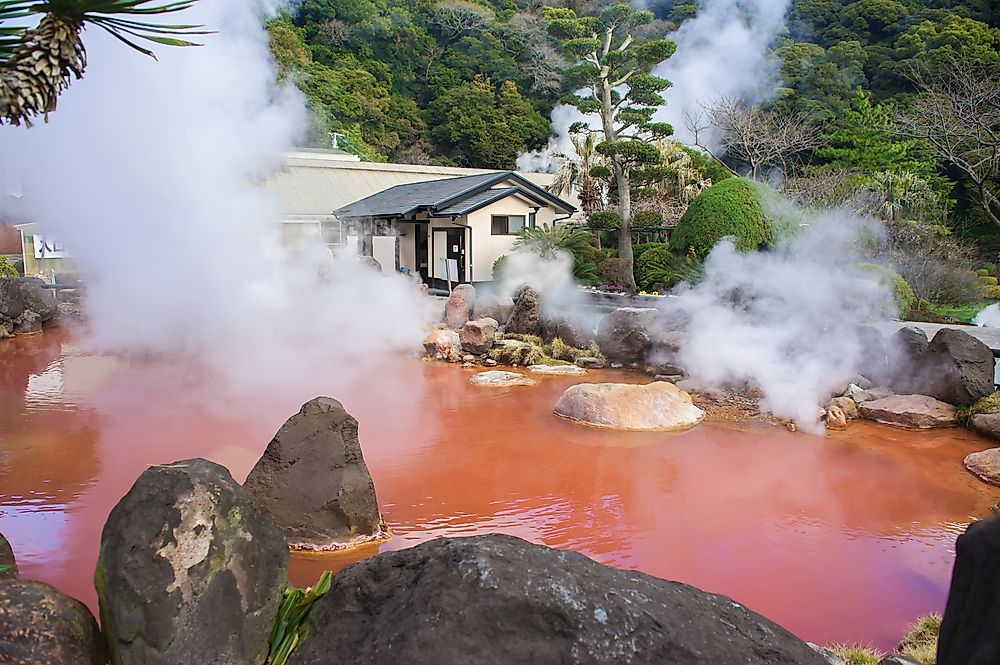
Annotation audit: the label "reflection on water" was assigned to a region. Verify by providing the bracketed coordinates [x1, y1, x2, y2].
[1, 329, 999, 649]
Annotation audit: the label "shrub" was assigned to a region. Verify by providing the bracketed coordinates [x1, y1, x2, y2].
[597, 257, 634, 288]
[632, 210, 663, 227]
[670, 178, 790, 259]
[897, 613, 941, 665]
[513, 224, 600, 285]
[976, 268, 990, 277]
[634, 244, 672, 290]
[980, 275, 999, 286]
[492, 254, 508, 280]
[548, 338, 606, 363]
[970, 391, 1000, 416]
[855, 264, 917, 319]
[984, 285, 1000, 299]
[587, 211, 621, 230]
[827, 644, 885, 665]
[0, 256, 18, 278]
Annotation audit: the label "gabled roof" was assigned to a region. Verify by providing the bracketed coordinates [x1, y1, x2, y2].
[333, 170, 576, 220]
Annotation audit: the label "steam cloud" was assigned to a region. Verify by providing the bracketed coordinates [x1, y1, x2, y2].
[0, 0, 434, 402]
[670, 212, 893, 432]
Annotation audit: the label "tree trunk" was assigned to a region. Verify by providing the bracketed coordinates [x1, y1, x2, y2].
[600, 77, 637, 291]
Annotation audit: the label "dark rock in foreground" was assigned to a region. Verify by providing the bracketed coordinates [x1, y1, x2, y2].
[96, 458, 288, 665]
[888, 327, 994, 406]
[289, 534, 827, 665]
[0, 579, 105, 665]
[938, 515, 1000, 665]
[506, 286, 543, 336]
[0, 530, 15, 578]
[245, 397, 385, 550]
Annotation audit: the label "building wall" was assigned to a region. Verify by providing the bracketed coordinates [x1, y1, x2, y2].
[20, 230, 75, 277]
[465, 196, 543, 282]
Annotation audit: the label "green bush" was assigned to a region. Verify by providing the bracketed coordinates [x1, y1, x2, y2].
[597, 257, 633, 287]
[980, 275, 999, 286]
[670, 178, 790, 258]
[587, 211, 621, 230]
[492, 254, 508, 280]
[632, 210, 663, 227]
[855, 264, 916, 319]
[513, 224, 600, 285]
[984, 285, 1000, 299]
[634, 244, 672, 290]
[0, 256, 18, 278]
[976, 268, 990, 277]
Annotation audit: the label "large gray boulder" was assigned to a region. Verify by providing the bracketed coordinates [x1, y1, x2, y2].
[0, 278, 24, 320]
[937, 515, 1000, 665]
[96, 458, 288, 665]
[506, 286, 543, 336]
[596, 307, 664, 364]
[459, 318, 499, 355]
[0, 579, 105, 665]
[244, 397, 385, 550]
[444, 284, 476, 329]
[288, 534, 827, 665]
[17, 278, 57, 323]
[970, 413, 1000, 442]
[888, 328, 994, 406]
[542, 315, 596, 349]
[0, 530, 15, 578]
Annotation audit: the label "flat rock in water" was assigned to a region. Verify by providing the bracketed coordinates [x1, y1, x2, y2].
[554, 381, 704, 432]
[859, 394, 957, 429]
[527, 364, 587, 375]
[970, 413, 1000, 442]
[0, 579, 105, 665]
[245, 397, 385, 550]
[96, 458, 288, 665]
[470, 370, 535, 387]
[288, 534, 827, 665]
[964, 448, 1000, 487]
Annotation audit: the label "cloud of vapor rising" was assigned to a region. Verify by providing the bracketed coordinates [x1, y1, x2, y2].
[518, 0, 791, 170]
[0, 0, 434, 403]
[668, 212, 895, 432]
[653, 0, 791, 149]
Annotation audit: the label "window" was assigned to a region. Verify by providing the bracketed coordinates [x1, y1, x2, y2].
[491, 215, 525, 235]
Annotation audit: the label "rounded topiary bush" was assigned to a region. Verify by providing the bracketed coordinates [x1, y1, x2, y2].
[670, 178, 785, 258]
[855, 263, 916, 319]
[634, 243, 672, 290]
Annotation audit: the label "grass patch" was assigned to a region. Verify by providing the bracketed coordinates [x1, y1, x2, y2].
[926, 300, 999, 323]
[266, 571, 333, 665]
[898, 613, 941, 664]
[827, 643, 886, 665]
[970, 391, 1000, 417]
[501, 333, 544, 346]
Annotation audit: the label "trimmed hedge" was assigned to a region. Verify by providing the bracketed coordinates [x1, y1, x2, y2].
[670, 178, 787, 258]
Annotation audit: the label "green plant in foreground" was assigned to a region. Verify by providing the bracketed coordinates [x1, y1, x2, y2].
[827, 643, 886, 665]
[898, 613, 941, 664]
[266, 571, 333, 665]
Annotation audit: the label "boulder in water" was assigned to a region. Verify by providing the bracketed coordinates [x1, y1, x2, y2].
[964, 448, 1000, 487]
[0, 579, 105, 665]
[13, 310, 41, 335]
[423, 329, 463, 362]
[506, 286, 543, 336]
[970, 413, 1000, 442]
[924, 328, 996, 405]
[444, 284, 476, 329]
[459, 318, 498, 355]
[17, 278, 57, 323]
[245, 397, 386, 550]
[937, 515, 1000, 665]
[859, 394, 958, 429]
[528, 364, 587, 376]
[287, 534, 827, 665]
[596, 308, 663, 365]
[96, 458, 288, 665]
[469, 370, 535, 387]
[554, 381, 704, 431]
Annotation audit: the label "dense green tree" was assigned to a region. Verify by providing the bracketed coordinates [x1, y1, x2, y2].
[544, 3, 677, 289]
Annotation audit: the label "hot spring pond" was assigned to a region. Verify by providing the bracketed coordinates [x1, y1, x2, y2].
[2, 330, 999, 650]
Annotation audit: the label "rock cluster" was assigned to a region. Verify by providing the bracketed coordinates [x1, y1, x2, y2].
[287, 534, 827, 665]
[244, 397, 386, 550]
[880, 327, 995, 406]
[0, 278, 59, 338]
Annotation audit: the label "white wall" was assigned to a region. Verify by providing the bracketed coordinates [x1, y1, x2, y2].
[466, 194, 542, 282]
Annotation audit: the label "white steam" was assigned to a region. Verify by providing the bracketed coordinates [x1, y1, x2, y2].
[653, 0, 791, 148]
[0, 0, 433, 400]
[671, 213, 894, 432]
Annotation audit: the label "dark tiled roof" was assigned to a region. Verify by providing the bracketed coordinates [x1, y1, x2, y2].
[334, 172, 503, 219]
[435, 187, 518, 217]
[333, 171, 575, 220]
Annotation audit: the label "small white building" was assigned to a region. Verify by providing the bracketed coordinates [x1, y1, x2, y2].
[265, 149, 578, 285]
